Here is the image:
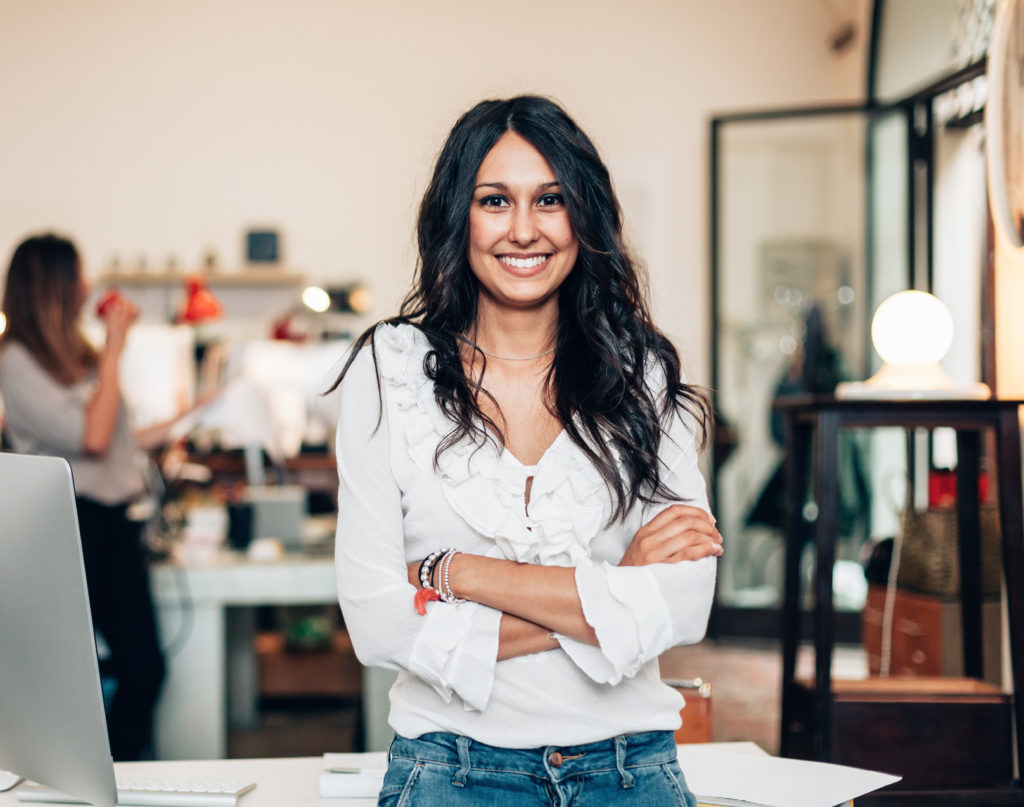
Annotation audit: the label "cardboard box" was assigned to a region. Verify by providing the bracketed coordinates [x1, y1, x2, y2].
[665, 678, 713, 744]
[861, 583, 1002, 684]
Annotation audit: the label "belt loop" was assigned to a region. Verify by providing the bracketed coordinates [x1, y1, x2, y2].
[615, 735, 635, 789]
[453, 735, 471, 788]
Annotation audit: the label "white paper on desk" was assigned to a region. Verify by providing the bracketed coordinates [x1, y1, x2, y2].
[677, 746, 901, 807]
[320, 752, 387, 798]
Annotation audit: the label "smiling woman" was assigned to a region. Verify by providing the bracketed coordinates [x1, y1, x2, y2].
[328, 95, 720, 807]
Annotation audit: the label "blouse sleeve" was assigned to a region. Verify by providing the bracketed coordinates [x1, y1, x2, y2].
[556, 389, 717, 685]
[0, 343, 87, 454]
[334, 346, 502, 712]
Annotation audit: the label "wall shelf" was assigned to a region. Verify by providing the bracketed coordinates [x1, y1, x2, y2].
[98, 270, 305, 287]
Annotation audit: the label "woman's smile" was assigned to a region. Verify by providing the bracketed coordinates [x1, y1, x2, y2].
[497, 252, 552, 276]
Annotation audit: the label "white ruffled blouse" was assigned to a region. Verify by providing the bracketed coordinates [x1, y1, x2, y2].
[334, 323, 717, 748]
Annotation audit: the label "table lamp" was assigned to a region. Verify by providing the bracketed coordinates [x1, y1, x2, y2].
[835, 290, 990, 399]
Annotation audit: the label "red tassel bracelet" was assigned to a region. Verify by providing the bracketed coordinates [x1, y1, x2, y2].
[414, 587, 441, 615]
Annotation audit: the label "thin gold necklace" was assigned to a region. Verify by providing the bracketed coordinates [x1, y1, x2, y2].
[459, 332, 555, 362]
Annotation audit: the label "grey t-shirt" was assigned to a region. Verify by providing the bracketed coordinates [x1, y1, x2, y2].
[0, 341, 147, 505]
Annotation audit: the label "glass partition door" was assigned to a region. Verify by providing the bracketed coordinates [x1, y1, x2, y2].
[711, 109, 880, 621]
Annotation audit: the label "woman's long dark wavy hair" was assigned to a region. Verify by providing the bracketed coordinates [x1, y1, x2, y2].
[331, 95, 711, 521]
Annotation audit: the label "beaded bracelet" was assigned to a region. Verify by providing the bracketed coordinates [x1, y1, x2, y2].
[437, 548, 467, 605]
[414, 547, 464, 614]
[414, 548, 444, 616]
[418, 548, 447, 590]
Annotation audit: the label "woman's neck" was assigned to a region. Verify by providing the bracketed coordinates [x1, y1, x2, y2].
[468, 300, 558, 361]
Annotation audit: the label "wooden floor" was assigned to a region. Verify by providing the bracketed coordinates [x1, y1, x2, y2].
[661, 639, 867, 755]
[227, 639, 868, 758]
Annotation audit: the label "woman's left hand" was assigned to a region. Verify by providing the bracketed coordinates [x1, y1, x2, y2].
[619, 504, 723, 567]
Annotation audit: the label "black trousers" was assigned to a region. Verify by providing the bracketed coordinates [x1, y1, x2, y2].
[76, 498, 166, 761]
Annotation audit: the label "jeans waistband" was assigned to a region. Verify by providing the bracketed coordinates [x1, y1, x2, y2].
[388, 729, 677, 786]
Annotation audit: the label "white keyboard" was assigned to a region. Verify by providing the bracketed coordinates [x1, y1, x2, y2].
[16, 778, 256, 806]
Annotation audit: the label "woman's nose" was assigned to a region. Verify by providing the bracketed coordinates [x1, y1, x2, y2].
[509, 205, 539, 246]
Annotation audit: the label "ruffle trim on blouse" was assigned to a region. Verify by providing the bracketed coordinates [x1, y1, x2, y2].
[561, 563, 675, 685]
[374, 322, 608, 566]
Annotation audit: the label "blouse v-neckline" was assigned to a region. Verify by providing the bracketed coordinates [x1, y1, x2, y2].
[500, 426, 567, 473]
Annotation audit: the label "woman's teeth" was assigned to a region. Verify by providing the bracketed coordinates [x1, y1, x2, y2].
[499, 255, 547, 269]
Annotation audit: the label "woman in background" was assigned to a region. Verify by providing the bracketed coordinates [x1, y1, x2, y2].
[332, 96, 722, 806]
[0, 233, 166, 761]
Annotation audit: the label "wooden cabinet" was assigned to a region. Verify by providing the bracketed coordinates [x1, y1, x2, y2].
[788, 677, 1013, 792]
[256, 631, 361, 699]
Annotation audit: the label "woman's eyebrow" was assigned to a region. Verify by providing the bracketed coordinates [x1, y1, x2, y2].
[473, 181, 562, 191]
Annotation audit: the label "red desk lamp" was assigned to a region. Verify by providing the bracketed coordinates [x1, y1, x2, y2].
[178, 275, 223, 324]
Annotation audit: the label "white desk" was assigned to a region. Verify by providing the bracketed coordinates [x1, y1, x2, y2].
[150, 552, 341, 760]
[0, 757, 368, 807]
[0, 746, 884, 807]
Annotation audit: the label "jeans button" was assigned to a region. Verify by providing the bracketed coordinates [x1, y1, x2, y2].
[549, 752, 563, 768]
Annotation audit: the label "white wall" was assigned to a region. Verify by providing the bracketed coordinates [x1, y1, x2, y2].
[0, 0, 867, 382]
[874, 0, 960, 100]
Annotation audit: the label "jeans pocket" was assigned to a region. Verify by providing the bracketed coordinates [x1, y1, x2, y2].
[377, 757, 422, 807]
[659, 761, 697, 807]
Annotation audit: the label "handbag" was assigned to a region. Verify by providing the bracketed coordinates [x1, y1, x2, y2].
[896, 505, 1002, 597]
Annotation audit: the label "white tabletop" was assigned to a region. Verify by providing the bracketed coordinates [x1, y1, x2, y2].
[150, 549, 338, 605]
[0, 757, 371, 807]
[0, 744, 894, 807]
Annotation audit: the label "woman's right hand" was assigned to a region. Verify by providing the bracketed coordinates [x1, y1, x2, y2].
[101, 295, 139, 355]
[619, 504, 723, 567]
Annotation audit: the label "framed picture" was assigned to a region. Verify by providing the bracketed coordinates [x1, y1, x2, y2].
[246, 229, 281, 264]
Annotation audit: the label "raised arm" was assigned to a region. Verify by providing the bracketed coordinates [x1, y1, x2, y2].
[83, 296, 137, 455]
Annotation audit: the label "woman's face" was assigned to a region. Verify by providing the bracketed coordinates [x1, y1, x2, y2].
[467, 131, 579, 315]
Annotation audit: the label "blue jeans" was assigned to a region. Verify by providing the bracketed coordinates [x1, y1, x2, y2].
[378, 730, 696, 807]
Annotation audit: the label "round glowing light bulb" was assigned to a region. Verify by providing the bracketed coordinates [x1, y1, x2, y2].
[302, 286, 331, 313]
[870, 290, 954, 365]
[0, 311, 6, 335]
[347, 285, 372, 314]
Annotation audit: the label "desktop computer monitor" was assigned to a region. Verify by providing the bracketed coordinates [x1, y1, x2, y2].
[0, 453, 118, 807]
